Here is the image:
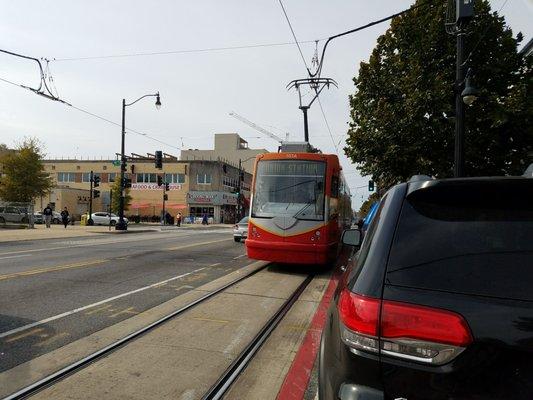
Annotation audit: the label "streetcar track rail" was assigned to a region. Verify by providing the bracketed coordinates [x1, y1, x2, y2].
[202, 274, 314, 400]
[3, 263, 270, 400]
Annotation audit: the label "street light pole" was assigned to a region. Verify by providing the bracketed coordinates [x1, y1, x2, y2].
[117, 99, 127, 230]
[116, 92, 161, 231]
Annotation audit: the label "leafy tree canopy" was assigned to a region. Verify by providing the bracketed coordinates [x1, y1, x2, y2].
[0, 138, 53, 202]
[345, 0, 532, 189]
[110, 178, 132, 214]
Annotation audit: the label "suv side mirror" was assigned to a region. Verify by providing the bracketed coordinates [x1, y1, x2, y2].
[342, 229, 362, 248]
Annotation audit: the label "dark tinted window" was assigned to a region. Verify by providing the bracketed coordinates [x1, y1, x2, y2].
[387, 179, 533, 300]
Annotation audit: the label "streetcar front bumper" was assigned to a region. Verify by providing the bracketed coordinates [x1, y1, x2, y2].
[245, 238, 336, 265]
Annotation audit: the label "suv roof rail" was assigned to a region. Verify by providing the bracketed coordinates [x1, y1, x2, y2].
[408, 174, 433, 183]
[523, 163, 533, 178]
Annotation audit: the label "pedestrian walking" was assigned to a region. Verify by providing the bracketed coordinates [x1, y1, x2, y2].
[202, 213, 208, 225]
[43, 204, 53, 228]
[60, 207, 69, 228]
[176, 212, 182, 227]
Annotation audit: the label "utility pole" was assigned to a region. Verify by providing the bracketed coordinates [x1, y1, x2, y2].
[238, 159, 242, 221]
[117, 99, 127, 230]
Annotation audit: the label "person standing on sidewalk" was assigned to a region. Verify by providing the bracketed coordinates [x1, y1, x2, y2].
[60, 207, 70, 228]
[43, 204, 53, 228]
[176, 212, 182, 227]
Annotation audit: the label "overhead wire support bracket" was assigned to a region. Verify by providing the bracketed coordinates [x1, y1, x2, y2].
[286, 77, 338, 143]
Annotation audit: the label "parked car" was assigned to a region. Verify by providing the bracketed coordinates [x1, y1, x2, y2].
[233, 216, 249, 242]
[319, 175, 533, 400]
[90, 212, 128, 226]
[0, 206, 29, 224]
[33, 212, 44, 224]
[51, 211, 62, 224]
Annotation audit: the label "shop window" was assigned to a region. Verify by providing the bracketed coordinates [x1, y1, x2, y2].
[109, 173, 116, 182]
[164, 173, 185, 184]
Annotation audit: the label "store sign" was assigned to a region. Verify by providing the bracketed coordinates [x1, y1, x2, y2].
[131, 183, 183, 190]
[187, 191, 237, 206]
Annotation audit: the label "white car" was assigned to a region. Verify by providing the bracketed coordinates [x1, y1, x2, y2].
[90, 212, 128, 226]
[233, 216, 249, 242]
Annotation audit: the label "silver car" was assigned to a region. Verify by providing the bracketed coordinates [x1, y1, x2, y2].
[233, 216, 249, 242]
[0, 206, 29, 224]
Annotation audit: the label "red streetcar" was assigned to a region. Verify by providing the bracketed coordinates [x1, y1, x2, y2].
[246, 151, 352, 265]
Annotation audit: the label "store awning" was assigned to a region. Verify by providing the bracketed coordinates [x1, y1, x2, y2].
[130, 202, 152, 209]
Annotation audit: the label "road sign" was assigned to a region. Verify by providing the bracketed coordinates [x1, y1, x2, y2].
[112, 160, 121, 166]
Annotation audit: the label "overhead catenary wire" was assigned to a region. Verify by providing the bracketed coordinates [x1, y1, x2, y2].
[51, 40, 324, 62]
[0, 74, 180, 151]
[278, 0, 311, 74]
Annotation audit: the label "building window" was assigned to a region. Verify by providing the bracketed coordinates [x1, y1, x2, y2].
[164, 173, 185, 184]
[109, 173, 116, 182]
[136, 173, 157, 183]
[57, 172, 75, 183]
[197, 173, 212, 184]
[81, 173, 91, 182]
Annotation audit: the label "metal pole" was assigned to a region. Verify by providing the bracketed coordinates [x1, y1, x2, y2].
[117, 99, 127, 230]
[88, 170, 94, 225]
[238, 159, 242, 221]
[454, 29, 465, 178]
[300, 106, 309, 142]
[162, 186, 166, 225]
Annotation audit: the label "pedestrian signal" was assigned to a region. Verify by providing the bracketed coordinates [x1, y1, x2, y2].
[93, 190, 100, 199]
[165, 182, 170, 191]
[93, 176, 100, 188]
[157, 175, 163, 186]
[123, 177, 132, 188]
[368, 181, 375, 192]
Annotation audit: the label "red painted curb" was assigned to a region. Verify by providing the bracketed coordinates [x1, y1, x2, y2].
[276, 272, 340, 400]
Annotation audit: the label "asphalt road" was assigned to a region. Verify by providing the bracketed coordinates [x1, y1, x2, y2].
[0, 227, 251, 372]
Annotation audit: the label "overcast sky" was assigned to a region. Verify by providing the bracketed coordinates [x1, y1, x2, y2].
[1, 0, 531, 209]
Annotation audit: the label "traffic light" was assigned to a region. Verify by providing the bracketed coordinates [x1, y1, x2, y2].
[368, 180, 375, 192]
[155, 151, 163, 169]
[93, 190, 100, 199]
[165, 182, 170, 191]
[240, 172, 244, 181]
[163, 194, 168, 201]
[93, 175, 100, 188]
[123, 177, 132, 188]
[157, 175, 163, 186]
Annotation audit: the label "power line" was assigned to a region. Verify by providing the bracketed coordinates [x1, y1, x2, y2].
[52, 40, 323, 62]
[278, 0, 311, 74]
[316, 97, 339, 155]
[0, 74, 180, 151]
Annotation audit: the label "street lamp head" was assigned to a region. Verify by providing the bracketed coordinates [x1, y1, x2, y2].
[155, 93, 162, 110]
[461, 69, 479, 106]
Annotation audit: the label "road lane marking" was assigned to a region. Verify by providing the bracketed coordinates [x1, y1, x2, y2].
[232, 254, 246, 260]
[0, 254, 31, 260]
[4, 328, 45, 343]
[0, 259, 107, 281]
[171, 284, 195, 292]
[0, 267, 206, 339]
[108, 307, 138, 318]
[0, 231, 230, 257]
[165, 238, 232, 251]
[85, 304, 112, 315]
[209, 263, 221, 267]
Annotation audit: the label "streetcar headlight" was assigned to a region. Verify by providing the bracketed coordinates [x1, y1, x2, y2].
[315, 230, 320, 236]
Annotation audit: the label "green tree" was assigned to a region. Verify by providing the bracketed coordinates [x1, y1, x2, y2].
[0, 138, 53, 202]
[110, 178, 132, 214]
[345, 0, 532, 189]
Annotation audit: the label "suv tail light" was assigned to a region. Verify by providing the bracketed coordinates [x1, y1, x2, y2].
[338, 289, 473, 365]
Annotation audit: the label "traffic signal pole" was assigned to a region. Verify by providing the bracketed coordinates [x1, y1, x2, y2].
[88, 170, 94, 225]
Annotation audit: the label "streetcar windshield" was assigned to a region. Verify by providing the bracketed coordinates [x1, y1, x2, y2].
[252, 160, 326, 220]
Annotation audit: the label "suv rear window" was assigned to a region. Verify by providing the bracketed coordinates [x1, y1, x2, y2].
[387, 179, 533, 301]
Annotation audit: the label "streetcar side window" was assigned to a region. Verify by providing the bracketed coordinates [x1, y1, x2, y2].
[331, 176, 339, 198]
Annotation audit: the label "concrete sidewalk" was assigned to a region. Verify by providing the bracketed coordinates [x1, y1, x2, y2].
[0, 223, 232, 243]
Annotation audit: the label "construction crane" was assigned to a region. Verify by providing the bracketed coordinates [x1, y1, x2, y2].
[229, 111, 289, 144]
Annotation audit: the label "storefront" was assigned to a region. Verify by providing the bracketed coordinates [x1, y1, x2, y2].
[187, 191, 238, 223]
